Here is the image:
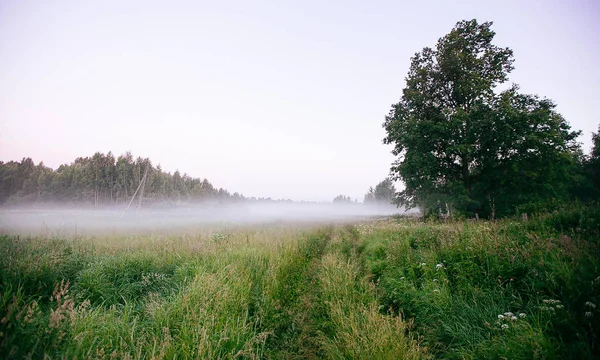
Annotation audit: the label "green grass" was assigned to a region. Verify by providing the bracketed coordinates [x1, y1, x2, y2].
[360, 207, 600, 359]
[1, 207, 599, 359]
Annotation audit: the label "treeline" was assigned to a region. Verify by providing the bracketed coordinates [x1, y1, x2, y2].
[0, 152, 252, 206]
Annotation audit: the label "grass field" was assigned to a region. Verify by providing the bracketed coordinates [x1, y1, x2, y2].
[1, 208, 599, 359]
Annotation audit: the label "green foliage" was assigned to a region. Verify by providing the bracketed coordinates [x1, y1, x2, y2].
[383, 20, 582, 218]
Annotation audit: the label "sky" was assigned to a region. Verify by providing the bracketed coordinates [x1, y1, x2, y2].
[1, 0, 599, 202]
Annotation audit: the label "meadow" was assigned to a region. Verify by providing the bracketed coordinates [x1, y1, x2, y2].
[1, 207, 599, 359]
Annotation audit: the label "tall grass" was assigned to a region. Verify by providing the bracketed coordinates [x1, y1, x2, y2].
[359, 207, 599, 359]
[1, 207, 598, 358]
[318, 252, 422, 359]
[0, 225, 305, 359]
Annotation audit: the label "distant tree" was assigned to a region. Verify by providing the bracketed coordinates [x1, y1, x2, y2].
[364, 178, 396, 204]
[333, 195, 352, 204]
[383, 19, 581, 218]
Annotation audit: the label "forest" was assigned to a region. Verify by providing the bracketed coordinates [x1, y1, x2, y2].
[0, 152, 248, 206]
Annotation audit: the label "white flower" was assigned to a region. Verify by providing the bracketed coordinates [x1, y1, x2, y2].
[519, 313, 526, 318]
[510, 316, 518, 321]
[501, 324, 509, 330]
[556, 304, 564, 309]
[436, 263, 444, 270]
[585, 312, 593, 318]
[498, 314, 505, 320]
[433, 279, 438, 283]
[543, 299, 561, 305]
[420, 262, 426, 266]
[504, 312, 514, 317]
[433, 289, 440, 293]
[585, 302, 596, 309]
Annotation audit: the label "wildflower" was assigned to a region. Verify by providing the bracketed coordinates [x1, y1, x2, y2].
[585, 302, 596, 309]
[400, 277, 405, 281]
[433, 289, 440, 293]
[510, 316, 518, 321]
[436, 263, 444, 270]
[433, 279, 438, 283]
[498, 314, 505, 320]
[556, 304, 564, 309]
[420, 262, 426, 266]
[585, 312, 593, 318]
[504, 312, 514, 317]
[543, 299, 561, 305]
[519, 313, 526, 318]
[501, 324, 509, 330]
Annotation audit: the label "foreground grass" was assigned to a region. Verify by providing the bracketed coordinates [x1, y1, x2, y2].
[0, 223, 422, 359]
[1, 207, 598, 359]
[359, 208, 600, 359]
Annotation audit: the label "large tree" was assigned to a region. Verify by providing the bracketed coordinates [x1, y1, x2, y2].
[383, 20, 581, 218]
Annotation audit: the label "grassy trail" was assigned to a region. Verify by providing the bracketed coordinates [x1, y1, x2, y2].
[262, 228, 332, 359]
[4, 209, 597, 358]
[263, 225, 421, 359]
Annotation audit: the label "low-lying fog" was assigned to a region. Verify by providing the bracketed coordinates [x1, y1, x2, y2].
[0, 203, 414, 236]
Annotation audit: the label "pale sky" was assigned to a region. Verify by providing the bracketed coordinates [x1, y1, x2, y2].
[1, 0, 599, 201]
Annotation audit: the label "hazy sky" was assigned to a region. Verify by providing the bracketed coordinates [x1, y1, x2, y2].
[1, 0, 599, 201]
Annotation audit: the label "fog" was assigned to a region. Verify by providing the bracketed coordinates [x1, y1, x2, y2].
[0, 203, 414, 236]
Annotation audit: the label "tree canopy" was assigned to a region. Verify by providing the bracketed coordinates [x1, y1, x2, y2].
[383, 20, 582, 218]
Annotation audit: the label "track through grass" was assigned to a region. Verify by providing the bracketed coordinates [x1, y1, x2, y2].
[261, 227, 332, 359]
[2, 207, 598, 359]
